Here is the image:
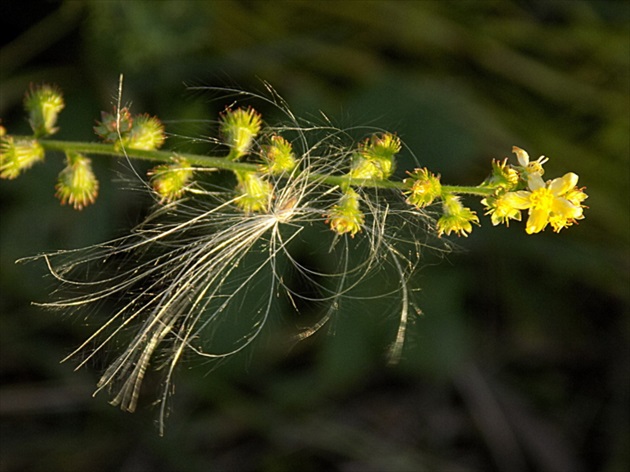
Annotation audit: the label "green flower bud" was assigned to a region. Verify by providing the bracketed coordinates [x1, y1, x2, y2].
[261, 135, 296, 174]
[403, 168, 442, 208]
[326, 188, 364, 237]
[0, 136, 45, 179]
[24, 84, 64, 137]
[436, 194, 479, 237]
[55, 152, 99, 210]
[349, 132, 400, 180]
[127, 114, 165, 150]
[482, 158, 519, 191]
[148, 158, 193, 203]
[94, 108, 133, 143]
[235, 171, 272, 213]
[220, 107, 262, 160]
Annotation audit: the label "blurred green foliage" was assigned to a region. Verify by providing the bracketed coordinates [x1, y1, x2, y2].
[1, 1, 628, 471]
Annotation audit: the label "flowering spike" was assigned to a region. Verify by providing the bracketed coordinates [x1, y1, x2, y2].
[261, 135, 296, 174]
[55, 152, 99, 210]
[234, 171, 273, 213]
[403, 168, 442, 208]
[24, 84, 65, 137]
[220, 107, 262, 160]
[437, 194, 479, 237]
[0, 136, 45, 179]
[148, 158, 193, 203]
[326, 188, 365, 237]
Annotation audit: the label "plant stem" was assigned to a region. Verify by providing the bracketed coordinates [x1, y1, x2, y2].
[38, 139, 495, 196]
[39, 140, 257, 172]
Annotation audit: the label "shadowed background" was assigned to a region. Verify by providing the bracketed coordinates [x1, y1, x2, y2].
[1, 1, 628, 471]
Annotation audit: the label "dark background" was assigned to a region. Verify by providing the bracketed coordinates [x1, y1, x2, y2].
[1, 1, 628, 471]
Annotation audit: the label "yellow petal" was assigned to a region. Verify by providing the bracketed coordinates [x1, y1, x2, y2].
[552, 197, 583, 220]
[526, 207, 549, 234]
[549, 172, 578, 196]
[503, 191, 532, 210]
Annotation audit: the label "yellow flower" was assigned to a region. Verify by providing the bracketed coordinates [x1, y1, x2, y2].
[503, 172, 587, 234]
[512, 146, 548, 178]
[481, 193, 523, 226]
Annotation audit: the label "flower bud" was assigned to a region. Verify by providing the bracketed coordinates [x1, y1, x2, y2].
[483, 158, 519, 191]
[326, 188, 364, 237]
[0, 136, 45, 179]
[235, 171, 272, 213]
[261, 135, 296, 174]
[437, 194, 479, 237]
[55, 152, 99, 210]
[127, 114, 165, 150]
[148, 158, 193, 203]
[403, 168, 442, 208]
[94, 108, 133, 143]
[349, 133, 400, 180]
[24, 84, 64, 137]
[220, 107, 262, 160]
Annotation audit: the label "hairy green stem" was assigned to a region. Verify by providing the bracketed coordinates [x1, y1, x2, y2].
[38, 139, 494, 196]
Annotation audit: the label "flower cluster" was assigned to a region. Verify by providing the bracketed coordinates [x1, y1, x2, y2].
[2, 84, 588, 236]
[401, 146, 588, 236]
[480, 147, 588, 234]
[1, 85, 168, 209]
[404, 168, 442, 208]
[404, 168, 479, 237]
[0, 84, 62, 179]
[437, 194, 479, 237]
[261, 135, 296, 174]
[94, 108, 165, 151]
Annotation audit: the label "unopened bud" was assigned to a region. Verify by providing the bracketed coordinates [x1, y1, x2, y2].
[220, 107, 262, 160]
[0, 136, 45, 179]
[24, 84, 64, 137]
[55, 152, 99, 210]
